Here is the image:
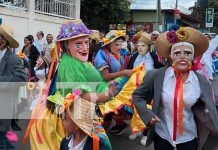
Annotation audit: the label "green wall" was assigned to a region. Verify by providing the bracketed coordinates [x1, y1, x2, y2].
[132, 10, 165, 31]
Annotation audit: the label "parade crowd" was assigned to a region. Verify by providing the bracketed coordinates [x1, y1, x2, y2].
[0, 19, 218, 150]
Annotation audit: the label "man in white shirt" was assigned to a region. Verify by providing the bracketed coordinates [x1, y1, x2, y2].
[43, 34, 53, 61]
[34, 31, 47, 55]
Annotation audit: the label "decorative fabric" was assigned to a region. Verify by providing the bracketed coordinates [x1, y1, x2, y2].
[57, 21, 92, 41]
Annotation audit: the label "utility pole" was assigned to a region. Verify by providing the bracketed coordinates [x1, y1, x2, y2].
[174, 0, 178, 23]
[157, 0, 162, 32]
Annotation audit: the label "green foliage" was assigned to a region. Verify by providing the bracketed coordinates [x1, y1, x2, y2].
[209, 0, 218, 32]
[210, 0, 218, 8]
[81, 0, 130, 31]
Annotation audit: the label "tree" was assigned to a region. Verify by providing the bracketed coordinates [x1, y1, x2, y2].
[81, 0, 130, 32]
[209, 0, 218, 32]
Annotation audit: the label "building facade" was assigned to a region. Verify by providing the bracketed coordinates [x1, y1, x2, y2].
[0, 0, 80, 49]
[128, 0, 196, 36]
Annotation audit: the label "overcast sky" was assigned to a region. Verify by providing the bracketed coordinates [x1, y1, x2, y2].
[133, 0, 197, 9]
[178, 0, 197, 8]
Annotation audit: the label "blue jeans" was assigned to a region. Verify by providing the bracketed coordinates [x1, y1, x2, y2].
[0, 132, 16, 150]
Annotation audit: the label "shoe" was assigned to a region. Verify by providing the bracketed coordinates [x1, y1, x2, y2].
[109, 125, 120, 133]
[128, 132, 141, 140]
[114, 124, 128, 135]
[140, 136, 147, 146]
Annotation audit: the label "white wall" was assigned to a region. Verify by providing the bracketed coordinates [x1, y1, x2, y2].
[1, 14, 29, 50]
[0, 0, 81, 50]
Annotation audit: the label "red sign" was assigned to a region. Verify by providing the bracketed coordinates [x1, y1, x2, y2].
[126, 22, 153, 37]
[175, 9, 180, 15]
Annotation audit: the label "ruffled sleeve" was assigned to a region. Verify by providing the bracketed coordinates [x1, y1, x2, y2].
[58, 54, 98, 95]
[94, 50, 109, 71]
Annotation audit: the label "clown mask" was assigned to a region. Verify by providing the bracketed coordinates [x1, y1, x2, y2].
[67, 36, 90, 62]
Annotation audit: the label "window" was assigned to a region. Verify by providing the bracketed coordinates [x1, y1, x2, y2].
[0, 0, 26, 8]
[35, 0, 74, 18]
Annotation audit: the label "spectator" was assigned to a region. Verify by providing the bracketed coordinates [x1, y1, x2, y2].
[22, 35, 40, 78]
[34, 31, 47, 55]
[0, 23, 27, 149]
[43, 34, 53, 61]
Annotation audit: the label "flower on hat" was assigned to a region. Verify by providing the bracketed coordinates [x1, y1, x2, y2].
[60, 93, 74, 112]
[133, 31, 143, 42]
[102, 38, 110, 45]
[167, 31, 178, 44]
[176, 27, 188, 41]
[57, 21, 92, 41]
[114, 30, 126, 37]
[59, 89, 81, 113]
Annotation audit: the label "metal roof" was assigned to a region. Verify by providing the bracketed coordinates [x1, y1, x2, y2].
[130, 0, 192, 15]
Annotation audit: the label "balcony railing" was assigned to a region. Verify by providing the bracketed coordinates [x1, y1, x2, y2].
[0, 0, 26, 10]
[35, 0, 74, 19]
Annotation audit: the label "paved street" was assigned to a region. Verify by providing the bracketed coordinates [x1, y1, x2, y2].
[108, 130, 153, 150]
[16, 74, 218, 150]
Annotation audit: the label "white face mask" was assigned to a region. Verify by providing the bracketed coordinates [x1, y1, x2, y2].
[137, 41, 149, 55]
[34, 67, 48, 81]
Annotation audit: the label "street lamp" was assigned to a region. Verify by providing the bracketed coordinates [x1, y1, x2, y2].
[174, 0, 178, 23]
[157, 0, 162, 32]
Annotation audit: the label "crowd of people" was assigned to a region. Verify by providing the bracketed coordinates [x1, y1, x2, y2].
[0, 19, 218, 150]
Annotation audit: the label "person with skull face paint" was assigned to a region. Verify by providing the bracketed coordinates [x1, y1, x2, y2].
[25, 19, 115, 150]
[132, 27, 218, 150]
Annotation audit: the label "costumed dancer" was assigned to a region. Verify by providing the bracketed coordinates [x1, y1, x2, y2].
[88, 30, 101, 63]
[127, 32, 164, 145]
[23, 19, 115, 150]
[94, 30, 133, 133]
[132, 27, 218, 150]
[60, 90, 111, 150]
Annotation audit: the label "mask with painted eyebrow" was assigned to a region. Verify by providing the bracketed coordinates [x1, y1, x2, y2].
[173, 49, 182, 53]
[183, 48, 193, 52]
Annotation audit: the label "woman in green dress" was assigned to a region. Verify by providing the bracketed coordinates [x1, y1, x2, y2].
[24, 19, 115, 150]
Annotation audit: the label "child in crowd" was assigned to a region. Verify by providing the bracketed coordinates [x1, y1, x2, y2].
[29, 55, 50, 110]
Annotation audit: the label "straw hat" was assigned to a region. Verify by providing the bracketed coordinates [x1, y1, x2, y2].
[138, 32, 153, 45]
[67, 98, 99, 136]
[156, 27, 209, 58]
[41, 55, 50, 67]
[47, 90, 111, 149]
[67, 97, 112, 149]
[56, 19, 92, 42]
[89, 30, 100, 41]
[0, 24, 19, 48]
[102, 30, 128, 47]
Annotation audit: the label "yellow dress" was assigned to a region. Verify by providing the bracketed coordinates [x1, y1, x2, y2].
[30, 107, 65, 150]
[98, 64, 151, 132]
